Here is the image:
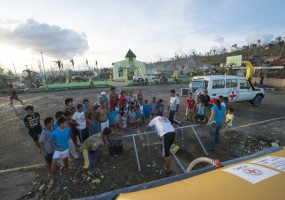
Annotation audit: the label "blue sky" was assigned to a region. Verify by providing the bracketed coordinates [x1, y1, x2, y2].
[0, 0, 284, 72]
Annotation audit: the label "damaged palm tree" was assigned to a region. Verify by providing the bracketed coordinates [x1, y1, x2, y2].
[53, 60, 64, 79]
[23, 68, 38, 88]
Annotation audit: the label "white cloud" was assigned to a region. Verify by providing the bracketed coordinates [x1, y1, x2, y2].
[246, 34, 275, 45]
[0, 19, 89, 59]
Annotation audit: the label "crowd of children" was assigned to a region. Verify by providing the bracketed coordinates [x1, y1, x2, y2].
[22, 87, 235, 188]
[23, 87, 170, 188]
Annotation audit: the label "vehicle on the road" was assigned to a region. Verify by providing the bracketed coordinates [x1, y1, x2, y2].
[132, 75, 146, 85]
[189, 75, 265, 107]
[155, 75, 168, 84]
[142, 74, 156, 80]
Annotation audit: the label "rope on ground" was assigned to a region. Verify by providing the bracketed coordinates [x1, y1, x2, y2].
[0, 164, 45, 174]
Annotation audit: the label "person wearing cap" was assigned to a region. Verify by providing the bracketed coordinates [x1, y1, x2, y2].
[109, 87, 119, 108]
[99, 91, 109, 108]
[208, 98, 226, 152]
[73, 127, 111, 181]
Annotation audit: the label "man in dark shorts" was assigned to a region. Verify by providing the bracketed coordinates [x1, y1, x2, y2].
[168, 89, 183, 126]
[39, 117, 54, 175]
[23, 105, 42, 149]
[9, 84, 23, 105]
[145, 116, 176, 176]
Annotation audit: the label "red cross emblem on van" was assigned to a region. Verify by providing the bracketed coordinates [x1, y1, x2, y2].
[229, 91, 237, 101]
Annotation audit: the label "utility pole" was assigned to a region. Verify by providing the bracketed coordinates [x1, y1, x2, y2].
[12, 62, 17, 77]
[40, 52, 47, 86]
[41, 51, 47, 82]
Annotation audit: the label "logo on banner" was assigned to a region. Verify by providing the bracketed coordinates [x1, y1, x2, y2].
[223, 164, 279, 184]
[242, 168, 263, 176]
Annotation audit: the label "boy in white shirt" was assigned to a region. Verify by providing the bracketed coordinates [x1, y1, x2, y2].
[71, 104, 87, 143]
[224, 107, 234, 137]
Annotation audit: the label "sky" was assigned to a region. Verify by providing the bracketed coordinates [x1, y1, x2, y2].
[0, 0, 284, 73]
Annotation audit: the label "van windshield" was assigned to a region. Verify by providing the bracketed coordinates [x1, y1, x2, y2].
[191, 80, 205, 92]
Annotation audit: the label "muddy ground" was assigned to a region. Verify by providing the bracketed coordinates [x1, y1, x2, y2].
[0, 83, 285, 200]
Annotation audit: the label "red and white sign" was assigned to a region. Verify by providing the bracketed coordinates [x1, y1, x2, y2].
[223, 164, 279, 184]
[228, 89, 238, 101]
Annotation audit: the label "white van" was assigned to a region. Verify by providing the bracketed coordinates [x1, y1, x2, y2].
[189, 75, 265, 107]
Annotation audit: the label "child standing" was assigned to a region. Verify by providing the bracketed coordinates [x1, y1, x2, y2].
[224, 107, 234, 137]
[136, 104, 142, 126]
[143, 100, 151, 124]
[49, 117, 70, 188]
[195, 101, 206, 123]
[108, 106, 117, 131]
[114, 102, 121, 131]
[176, 93, 180, 112]
[129, 107, 137, 128]
[150, 97, 158, 119]
[39, 117, 54, 176]
[186, 93, 196, 121]
[120, 105, 128, 129]
[64, 111, 79, 159]
[156, 99, 164, 116]
[87, 112, 99, 136]
[71, 104, 87, 143]
[24, 105, 42, 150]
[123, 99, 129, 111]
[128, 91, 136, 103]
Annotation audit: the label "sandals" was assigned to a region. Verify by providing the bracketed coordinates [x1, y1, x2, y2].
[48, 179, 55, 189]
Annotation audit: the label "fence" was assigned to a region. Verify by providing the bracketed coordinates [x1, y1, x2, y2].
[123, 124, 208, 172]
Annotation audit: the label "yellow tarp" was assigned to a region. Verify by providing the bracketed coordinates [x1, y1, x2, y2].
[118, 148, 285, 200]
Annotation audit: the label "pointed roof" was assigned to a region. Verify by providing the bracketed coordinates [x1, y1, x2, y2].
[125, 49, 136, 58]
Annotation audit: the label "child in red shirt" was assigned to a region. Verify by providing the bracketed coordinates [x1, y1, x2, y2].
[186, 93, 196, 121]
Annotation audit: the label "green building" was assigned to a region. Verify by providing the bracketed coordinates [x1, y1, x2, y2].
[112, 49, 146, 81]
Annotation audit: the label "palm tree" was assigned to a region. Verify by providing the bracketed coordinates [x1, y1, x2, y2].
[23, 69, 38, 88]
[53, 60, 63, 77]
[70, 59, 74, 69]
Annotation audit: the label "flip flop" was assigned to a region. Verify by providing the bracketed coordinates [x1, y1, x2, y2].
[48, 179, 55, 189]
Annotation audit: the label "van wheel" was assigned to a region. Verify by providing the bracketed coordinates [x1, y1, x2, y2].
[252, 95, 262, 107]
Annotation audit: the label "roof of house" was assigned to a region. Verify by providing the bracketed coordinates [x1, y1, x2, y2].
[125, 49, 136, 58]
[273, 55, 285, 66]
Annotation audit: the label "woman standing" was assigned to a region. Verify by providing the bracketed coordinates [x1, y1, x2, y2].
[208, 98, 226, 152]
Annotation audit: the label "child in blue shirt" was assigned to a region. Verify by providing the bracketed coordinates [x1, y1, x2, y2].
[157, 99, 164, 116]
[143, 100, 150, 124]
[108, 106, 117, 131]
[49, 117, 70, 189]
[136, 104, 142, 126]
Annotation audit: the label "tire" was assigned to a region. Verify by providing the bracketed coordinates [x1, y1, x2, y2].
[195, 115, 209, 124]
[252, 95, 263, 107]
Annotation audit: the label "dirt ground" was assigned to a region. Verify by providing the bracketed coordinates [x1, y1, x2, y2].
[0, 83, 285, 200]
